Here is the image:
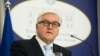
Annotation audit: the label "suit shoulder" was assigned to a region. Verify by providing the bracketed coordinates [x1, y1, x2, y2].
[54, 44, 71, 56]
[12, 39, 31, 46]
[54, 44, 65, 49]
[14, 39, 30, 43]
[54, 44, 70, 50]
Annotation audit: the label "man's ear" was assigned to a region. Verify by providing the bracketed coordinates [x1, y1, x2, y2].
[36, 24, 38, 29]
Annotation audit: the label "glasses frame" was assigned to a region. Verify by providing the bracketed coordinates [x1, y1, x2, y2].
[38, 20, 60, 28]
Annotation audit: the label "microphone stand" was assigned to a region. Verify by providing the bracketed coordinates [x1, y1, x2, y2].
[71, 35, 95, 56]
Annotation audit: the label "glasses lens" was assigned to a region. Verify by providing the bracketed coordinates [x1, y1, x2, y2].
[42, 21, 49, 26]
[38, 21, 49, 26]
[52, 22, 60, 27]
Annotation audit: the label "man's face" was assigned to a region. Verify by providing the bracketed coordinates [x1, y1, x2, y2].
[36, 13, 60, 44]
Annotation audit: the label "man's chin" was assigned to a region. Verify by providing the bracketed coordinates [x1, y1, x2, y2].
[46, 33, 53, 36]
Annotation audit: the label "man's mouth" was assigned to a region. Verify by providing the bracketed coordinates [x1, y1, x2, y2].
[46, 32, 52, 34]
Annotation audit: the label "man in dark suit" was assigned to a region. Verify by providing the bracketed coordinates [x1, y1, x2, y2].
[11, 12, 71, 56]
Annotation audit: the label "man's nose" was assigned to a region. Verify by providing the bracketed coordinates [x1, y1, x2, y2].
[48, 24, 53, 29]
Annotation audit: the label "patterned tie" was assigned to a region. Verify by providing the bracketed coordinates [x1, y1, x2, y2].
[44, 45, 53, 56]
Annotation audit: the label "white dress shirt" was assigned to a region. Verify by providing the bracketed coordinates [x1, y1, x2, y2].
[35, 36, 54, 56]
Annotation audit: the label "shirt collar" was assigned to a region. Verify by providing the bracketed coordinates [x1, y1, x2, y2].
[35, 35, 53, 47]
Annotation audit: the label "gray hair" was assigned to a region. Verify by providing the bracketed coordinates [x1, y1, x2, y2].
[36, 12, 62, 24]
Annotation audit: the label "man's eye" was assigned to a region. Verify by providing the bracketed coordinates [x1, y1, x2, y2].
[43, 21, 49, 24]
[53, 22, 60, 26]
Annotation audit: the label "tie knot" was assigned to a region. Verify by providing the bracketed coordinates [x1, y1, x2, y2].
[44, 45, 53, 56]
[44, 45, 51, 50]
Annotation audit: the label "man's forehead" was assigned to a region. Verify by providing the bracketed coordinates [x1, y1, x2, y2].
[41, 13, 60, 22]
[37, 12, 62, 24]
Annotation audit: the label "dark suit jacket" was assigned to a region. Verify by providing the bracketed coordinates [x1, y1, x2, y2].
[11, 35, 71, 56]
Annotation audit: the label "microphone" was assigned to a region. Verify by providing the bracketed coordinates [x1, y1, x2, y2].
[70, 35, 95, 56]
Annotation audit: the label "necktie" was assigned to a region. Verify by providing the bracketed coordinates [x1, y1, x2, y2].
[44, 45, 53, 56]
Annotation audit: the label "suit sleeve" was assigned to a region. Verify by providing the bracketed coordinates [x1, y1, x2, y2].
[10, 41, 27, 56]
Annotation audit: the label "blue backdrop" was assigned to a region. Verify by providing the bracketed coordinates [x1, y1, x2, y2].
[6, 0, 98, 56]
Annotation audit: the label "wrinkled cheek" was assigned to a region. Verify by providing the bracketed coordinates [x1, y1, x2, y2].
[38, 30, 44, 34]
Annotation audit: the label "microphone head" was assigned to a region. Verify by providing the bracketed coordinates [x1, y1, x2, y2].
[70, 35, 74, 37]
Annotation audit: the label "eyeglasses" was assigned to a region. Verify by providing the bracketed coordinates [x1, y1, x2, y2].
[38, 20, 60, 28]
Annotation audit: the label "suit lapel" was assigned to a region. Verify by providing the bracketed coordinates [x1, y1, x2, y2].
[30, 35, 44, 56]
[53, 44, 62, 53]
[53, 44, 58, 53]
